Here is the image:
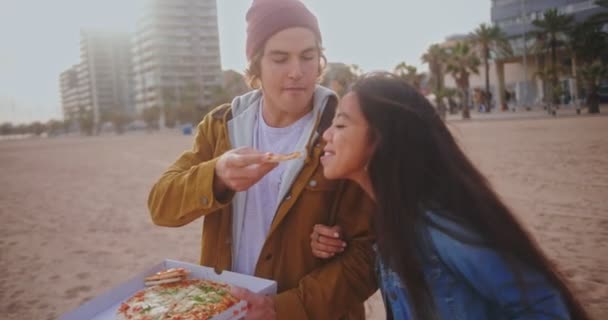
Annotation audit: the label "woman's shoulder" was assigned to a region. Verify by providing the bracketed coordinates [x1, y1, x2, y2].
[419, 210, 501, 279]
[422, 210, 485, 246]
[418, 209, 499, 267]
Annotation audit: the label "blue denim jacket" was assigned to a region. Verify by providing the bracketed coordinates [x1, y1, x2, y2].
[376, 211, 570, 320]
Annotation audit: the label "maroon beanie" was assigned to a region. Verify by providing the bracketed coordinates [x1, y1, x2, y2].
[245, 0, 322, 61]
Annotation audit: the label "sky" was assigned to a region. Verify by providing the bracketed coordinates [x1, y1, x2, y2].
[0, 0, 491, 124]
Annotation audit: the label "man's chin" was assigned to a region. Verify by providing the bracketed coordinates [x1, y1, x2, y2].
[281, 97, 311, 110]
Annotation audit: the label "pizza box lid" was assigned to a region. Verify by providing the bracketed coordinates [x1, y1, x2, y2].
[60, 259, 277, 320]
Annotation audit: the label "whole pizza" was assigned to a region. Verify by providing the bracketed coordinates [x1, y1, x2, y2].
[116, 268, 243, 320]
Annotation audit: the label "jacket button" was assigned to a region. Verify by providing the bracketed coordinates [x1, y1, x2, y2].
[200, 196, 209, 206]
[308, 180, 317, 188]
[265, 253, 272, 261]
[284, 194, 292, 201]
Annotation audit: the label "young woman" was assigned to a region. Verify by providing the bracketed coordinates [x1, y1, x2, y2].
[311, 72, 590, 319]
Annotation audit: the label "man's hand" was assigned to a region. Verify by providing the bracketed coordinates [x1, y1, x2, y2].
[310, 224, 347, 259]
[214, 147, 277, 196]
[231, 287, 276, 320]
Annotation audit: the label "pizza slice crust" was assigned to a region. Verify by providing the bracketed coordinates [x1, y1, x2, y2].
[266, 151, 302, 163]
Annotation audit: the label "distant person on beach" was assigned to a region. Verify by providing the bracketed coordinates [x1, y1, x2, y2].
[310, 72, 591, 319]
[507, 90, 517, 112]
[147, 0, 376, 319]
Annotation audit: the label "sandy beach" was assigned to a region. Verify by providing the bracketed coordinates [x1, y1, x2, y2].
[1, 114, 607, 319]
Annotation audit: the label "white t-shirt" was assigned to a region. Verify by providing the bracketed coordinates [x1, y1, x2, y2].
[234, 104, 314, 275]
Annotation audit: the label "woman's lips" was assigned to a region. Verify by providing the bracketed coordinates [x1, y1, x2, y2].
[320, 151, 335, 165]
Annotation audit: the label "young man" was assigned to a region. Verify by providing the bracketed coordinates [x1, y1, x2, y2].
[147, 0, 376, 319]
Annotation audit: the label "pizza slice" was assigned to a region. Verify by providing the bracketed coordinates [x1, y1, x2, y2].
[145, 268, 189, 286]
[163, 279, 241, 320]
[266, 151, 302, 163]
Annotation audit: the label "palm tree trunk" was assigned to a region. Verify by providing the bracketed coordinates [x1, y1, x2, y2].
[550, 34, 558, 114]
[484, 47, 491, 112]
[461, 87, 471, 119]
[457, 74, 472, 119]
[434, 68, 447, 120]
[483, 47, 492, 112]
[437, 101, 447, 120]
[588, 82, 600, 113]
[571, 56, 582, 114]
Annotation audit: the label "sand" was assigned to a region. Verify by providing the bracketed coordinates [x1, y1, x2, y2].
[1, 115, 606, 319]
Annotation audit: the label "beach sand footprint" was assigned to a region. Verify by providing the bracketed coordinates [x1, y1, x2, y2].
[64, 285, 92, 299]
[76, 272, 90, 280]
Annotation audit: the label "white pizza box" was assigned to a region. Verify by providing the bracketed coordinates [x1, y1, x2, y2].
[60, 259, 277, 320]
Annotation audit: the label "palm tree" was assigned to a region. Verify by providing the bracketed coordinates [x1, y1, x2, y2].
[204, 85, 231, 111]
[349, 64, 363, 78]
[109, 109, 131, 134]
[322, 63, 361, 96]
[223, 70, 249, 98]
[528, 31, 551, 108]
[422, 44, 448, 118]
[445, 42, 481, 119]
[422, 44, 447, 92]
[589, 0, 608, 25]
[532, 9, 574, 112]
[433, 87, 460, 118]
[469, 23, 512, 111]
[78, 107, 94, 136]
[580, 61, 608, 113]
[393, 62, 424, 91]
[142, 106, 161, 131]
[569, 7, 608, 114]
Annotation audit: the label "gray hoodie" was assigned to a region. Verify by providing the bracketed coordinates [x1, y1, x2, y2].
[226, 85, 337, 271]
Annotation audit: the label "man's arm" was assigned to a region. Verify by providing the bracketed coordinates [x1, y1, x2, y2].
[274, 183, 378, 320]
[148, 111, 278, 228]
[147, 114, 231, 227]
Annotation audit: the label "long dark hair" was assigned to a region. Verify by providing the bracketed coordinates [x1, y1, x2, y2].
[351, 72, 590, 319]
